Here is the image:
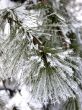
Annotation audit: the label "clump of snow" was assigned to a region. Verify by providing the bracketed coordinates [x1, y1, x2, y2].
[0, 0, 16, 9]
[6, 85, 43, 110]
[4, 22, 10, 38]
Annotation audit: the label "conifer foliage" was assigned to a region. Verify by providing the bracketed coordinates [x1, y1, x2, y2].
[0, 0, 82, 110]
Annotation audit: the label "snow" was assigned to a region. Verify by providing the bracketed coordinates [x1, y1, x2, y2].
[0, 0, 82, 110]
[0, 0, 42, 106]
[0, 0, 16, 9]
[4, 22, 10, 38]
[6, 91, 31, 110]
[0, 84, 43, 110]
[67, 0, 82, 22]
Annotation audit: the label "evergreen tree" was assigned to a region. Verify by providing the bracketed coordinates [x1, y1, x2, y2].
[0, 0, 82, 110]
